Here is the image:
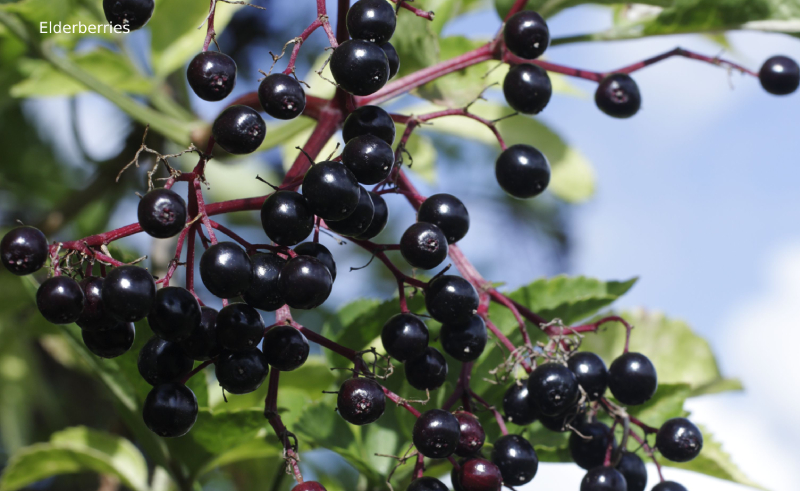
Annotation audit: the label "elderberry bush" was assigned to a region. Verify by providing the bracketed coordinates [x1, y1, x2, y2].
[0, 0, 795, 490]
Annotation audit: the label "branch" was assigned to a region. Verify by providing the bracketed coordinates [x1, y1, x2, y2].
[390, 0, 435, 20]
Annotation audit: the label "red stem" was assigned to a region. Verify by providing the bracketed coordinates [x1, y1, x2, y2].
[381, 385, 422, 418]
[390, 0, 435, 20]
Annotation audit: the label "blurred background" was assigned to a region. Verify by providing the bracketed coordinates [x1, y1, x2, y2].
[0, 0, 798, 490]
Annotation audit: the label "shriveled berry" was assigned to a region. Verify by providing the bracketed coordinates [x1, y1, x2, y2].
[37, 276, 84, 325]
[187, 51, 237, 101]
[142, 382, 198, 438]
[199, 242, 253, 299]
[243, 253, 286, 311]
[258, 73, 306, 120]
[216, 303, 265, 351]
[1, 226, 48, 276]
[82, 321, 135, 358]
[381, 313, 429, 362]
[405, 347, 448, 391]
[425, 275, 479, 325]
[337, 377, 386, 425]
[138, 336, 194, 386]
[440, 314, 487, 363]
[400, 222, 448, 270]
[215, 349, 269, 394]
[262, 325, 310, 371]
[212, 105, 266, 155]
[148, 286, 202, 342]
[413, 409, 460, 458]
[342, 105, 395, 145]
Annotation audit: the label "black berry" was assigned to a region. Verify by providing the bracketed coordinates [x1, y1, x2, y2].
[260, 190, 314, 246]
[495, 144, 550, 199]
[215, 349, 269, 394]
[243, 253, 287, 311]
[382, 43, 400, 79]
[102, 266, 156, 322]
[381, 313, 429, 362]
[405, 346, 448, 391]
[180, 306, 220, 361]
[142, 382, 198, 438]
[138, 336, 194, 386]
[346, 0, 396, 44]
[103, 0, 154, 31]
[330, 39, 390, 96]
[258, 73, 307, 119]
[503, 381, 537, 426]
[187, 51, 237, 102]
[294, 242, 337, 282]
[569, 421, 616, 470]
[336, 377, 386, 425]
[440, 314, 487, 363]
[326, 185, 375, 237]
[656, 417, 703, 462]
[580, 467, 627, 491]
[568, 352, 608, 400]
[652, 482, 687, 491]
[148, 286, 202, 342]
[457, 458, 503, 491]
[527, 363, 579, 416]
[454, 411, 485, 457]
[342, 105, 395, 145]
[262, 325, 310, 371]
[82, 321, 135, 358]
[303, 161, 361, 221]
[425, 275, 479, 325]
[491, 434, 539, 486]
[408, 477, 448, 491]
[608, 352, 657, 406]
[76, 276, 117, 331]
[503, 63, 552, 114]
[400, 222, 448, 270]
[1, 226, 48, 276]
[759, 55, 800, 95]
[356, 192, 389, 240]
[595, 73, 641, 119]
[36, 276, 84, 325]
[342, 134, 394, 185]
[278, 255, 333, 309]
[418, 194, 469, 244]
[616, 452, 647, 491]
[216, 303, 265, 351]
[199, 242, 253, 299]
[539, 411, 577, 432]
[413, 409, 460, 458]
[137, 189, 187, 239]
[212, 105, 266, 155]
[504, 11, 549, 60]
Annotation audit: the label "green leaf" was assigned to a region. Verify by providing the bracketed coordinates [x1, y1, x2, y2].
[626, 383, 692, 423]
[0, 427, 148, 491]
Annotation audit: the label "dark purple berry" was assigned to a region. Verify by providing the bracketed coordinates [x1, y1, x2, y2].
[656, 417, 703, 463]
[595, 73, 641, 119]
[82, 321, 135, 358]
[262, 325, 309, 371]
[330, 39, 390, 96]
[652, 482, 687, 491]
[102, 266, 156, 322]
[495, 144, 550, 199]
[216, 303, 265, 351]
[759, 55, 799, 95]
[347, 0, 396, 44]
[580, 466, 627, 491]
[503, 63, 552, 114]
[405, 347, 448, 391]
[326, 185, 375, 237]
[215, 349, 269, 394]
[138, 188, 187, 239]
[187, 51, 237, 101]
[608, 352, 657, 406]
[425, 275, 479, 325]
[103, 0, 154, 31]
[243, 253, 286, 311]
[569, 421, 616, 470]
[260, 190, 314, 246]
[212, 105, 266, 155]
[303, 161, 361, 221]
[418, 194, 469, 244]
[491, 434, 539, 485]
[180, 306, 220, 361]
[457, 458, 503, 491]
[408, 477, 448, 491]
[527, 363, 579, 416]
[503, 381, 537, 426]
[199, 242, 253, 299]
[294, 242, 337, 282]
[342, 134, 394, 185]
[1, 226, 48, 276]
[292, 482, 326, 491]
[142, 382, 198, 438]
[278, 255, 333, 309]
[148, 286, 202, 342]
[616, 452, 647, 491]
[76, 276, 117, 331]
[400, 222, 448, 270]
[413, 409, 460, 458]
[138, 336, 194, 386]
[454, 411, 485, 457]
[568, 352, 608, 401]
[337, 377, 386, 425]
[356, 192, 389, 240]
[258, 73, 306, 120]
[36, 276, 84, 325]
[342, 105, 395, 145]
[381, 313, 429, 362]
[440, 314, 487, 363]
[381, 43, 400, 79]
[504, 11, 549, 60]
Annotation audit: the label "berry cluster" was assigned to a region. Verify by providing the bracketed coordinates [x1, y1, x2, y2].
[9, 0, 796, 490]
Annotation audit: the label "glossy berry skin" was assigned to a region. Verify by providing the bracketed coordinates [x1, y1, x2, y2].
[454, 411, 485, 457]
[381, 313, 429, 362]
[492, 434, 539, 485]
[337, 377, 386, 425]
[82, 321, 135, 358]
[652, 482, 687, 491]
[215, 349, 269, 394]
[243, 253, 286, 311]
[1, 226, 48, 276]
[440, 315, 487, 363]
[102, 266, 156, 322]
[418, 194, 470, 244]
[356, 192, 389, 240]
[76, 277, 117, 331]
[326, 186, 375, 237]
[413, 409, 460, 459]
[138, 189, 187, 239]
[262, 325, 310, 371]
[759, 55, 800, 95]
[342, 105, 395, 145]
[330, 39, 390, 96]
[347, 0, 396, 44]
[292, 483, 327, 491]
[504, 11, 549, 60]
[137, 336, 194, 386]
[595, 73, 641, 119]
[503, 63, 552, 114]
[278, 256, 333, 309]
[36, 276, 84, 325]
[260, 190, 314, 246]
[615, 452, 647, 491]
[103, 0, 154, 31]
[503, 382, 537, 426]
[568, 352, 609, 400]
[303, 161, 361, 221]
[294, 242, 337, 282]
[656, 417, 703, 462]
[527, 363, 580, 416]
[495, 144, 551, 199]
[580, 467, 628, 491]
[408, 477, 448, 491]
[148, 287, 202, 342]
[199, 242, 253, 299]
[216, 303, 265, 351]
[187, 51, 237, 102]
[457, 458, 503, 491]
[211, 105, 267, 155]
[405, 347, 448, 391]
[425, 275, 479, 325]
[180, 307, 220, 361]
[142, 383, 198, 438]
[258, 73, 306, 119]
[400, 222, 448, 270]
[342, 134, 394, 185]
[569, 421, 616, 470]
[382, 43, 400, 79]
[608, 352, 658, 406]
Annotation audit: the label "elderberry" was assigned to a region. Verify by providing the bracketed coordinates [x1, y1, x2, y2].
[258, 73, 306, 120]
[187, 51, 237, 101]
[1, 226, 48, 276]
[337, 377, 386, 425]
